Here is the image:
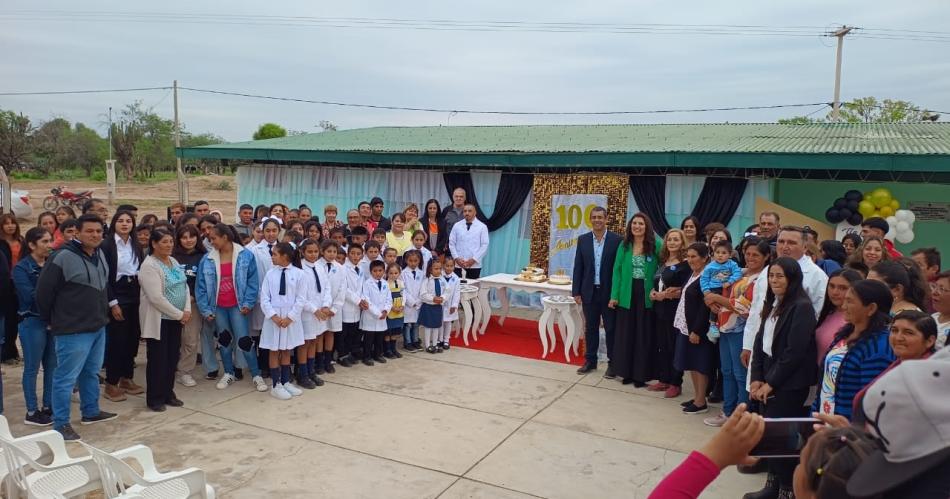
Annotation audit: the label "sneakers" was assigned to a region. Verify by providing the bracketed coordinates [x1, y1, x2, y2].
[270, 385, 292, 400]
[682, 402, 709, 415]
[704, 413, 729, 427]
[216, 373, 236, 390]
[118, 378, 144, 395]
[104, 383, 127, 402]
[708, 325, 720, 344]
[664, 385, 682, 398]
[177, 374, 197, 387]
[426, 346, 436, 354]
[283, 383, 303, 397]
[205, 370, 219, 380]
[56, 424, 82, 442]
[81, 411, 118, 425]
[24, 411, 53, 427]
[252, 375, 268, 392]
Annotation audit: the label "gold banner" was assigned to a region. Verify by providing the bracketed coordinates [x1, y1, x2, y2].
[529, 174, 629, 271]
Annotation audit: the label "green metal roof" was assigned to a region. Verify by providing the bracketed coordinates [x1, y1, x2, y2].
[177, 123, 950, 177]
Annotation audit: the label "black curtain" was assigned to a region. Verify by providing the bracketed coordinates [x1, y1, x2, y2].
[689, 177, 749, 229]
[628, 175, 672, 235]
[443, 172, 533, 232]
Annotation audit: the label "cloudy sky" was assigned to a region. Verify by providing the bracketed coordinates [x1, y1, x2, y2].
[2, 1, 948, 141]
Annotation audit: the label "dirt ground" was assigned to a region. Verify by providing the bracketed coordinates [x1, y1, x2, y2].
[12, 174, 239, 228]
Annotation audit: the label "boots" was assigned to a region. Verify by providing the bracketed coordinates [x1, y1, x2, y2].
[742, 473, 779, 499]
[104, 383, 126, 402]
[118, 378, 144, 395]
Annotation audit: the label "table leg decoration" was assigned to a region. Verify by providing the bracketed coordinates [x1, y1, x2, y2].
[459, 285, 480, 346]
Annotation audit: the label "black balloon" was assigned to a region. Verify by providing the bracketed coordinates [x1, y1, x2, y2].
[845, 190, 864, 201]
[839, 208, 853, 219]
[847, 199, 860, 211]
[848, 213, 864, 225]
[834, 197, 847, 209]
[825, 208, 843, 223]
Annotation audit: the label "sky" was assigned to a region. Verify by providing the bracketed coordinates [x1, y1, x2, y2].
[2, 0, 949, 142]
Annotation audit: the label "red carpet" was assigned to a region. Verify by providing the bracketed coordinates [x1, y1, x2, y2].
[449, 316, 586, 366]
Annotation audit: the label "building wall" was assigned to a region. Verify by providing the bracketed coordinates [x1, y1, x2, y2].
[775, 179, 950, 257]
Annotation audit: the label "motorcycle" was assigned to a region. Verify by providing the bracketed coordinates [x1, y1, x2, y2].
[42, 186, 94, 210]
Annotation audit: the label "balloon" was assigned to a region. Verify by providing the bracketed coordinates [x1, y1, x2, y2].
[879, 206, 894, 218]
[896, 230, 914, 244]
[870, 188, 892, 208]
[845, 190, 864, 201]
[847, 213, 864, 226]
[825, 208, 843, 224]
[896, 221, 910, 232]
[834, 197, 847, 209]
[886, 229, 896, 241]
[889, 199, 900, 211]
[847, 199, 860, 211]
[858, 200, 876, 217]
[886, 216, 898, 227]
[895, 209, 916, 224]
[839, 208, 853, 220]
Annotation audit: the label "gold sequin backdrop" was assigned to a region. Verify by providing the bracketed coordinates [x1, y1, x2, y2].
[529, 174, 629, 271]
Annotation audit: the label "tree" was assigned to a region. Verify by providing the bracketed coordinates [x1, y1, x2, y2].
[778, 97, 939, 124]
[31, 117, 73, 175]
[69, 123, 108, 176]
[111, 104, 144, 181]
[318, 120, 338, 132]
[253, 123, 287, 140]
[0, 110, 33, 171]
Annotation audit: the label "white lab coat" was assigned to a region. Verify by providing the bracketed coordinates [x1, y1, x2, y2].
[401, 266, 425, 324]
[300, 259, 333, 339]
[360, 278, 393, 332]
[448, 218, 489, 270]
[318, 257, 346, 332]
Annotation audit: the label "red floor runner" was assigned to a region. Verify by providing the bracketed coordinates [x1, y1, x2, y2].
[449, 316, 586, 366]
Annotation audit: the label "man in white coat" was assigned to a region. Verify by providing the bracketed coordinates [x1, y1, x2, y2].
[448, 204, 489, 279]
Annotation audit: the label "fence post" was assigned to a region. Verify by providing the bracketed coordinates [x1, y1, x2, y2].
[106, 160, 117, 205]
[0, 166, 11, 215]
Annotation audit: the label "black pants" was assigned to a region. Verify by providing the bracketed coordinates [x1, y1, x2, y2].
[454, 268, 481, 279]
[342, 322, 360, 359]
[362, 328, 383, 360]
[581, 286, 615, 365]
[2, 288, 19, 361]
[761, 388, 810, 488]
[105, 302, 141, 385]
[146, 320, 181, 408]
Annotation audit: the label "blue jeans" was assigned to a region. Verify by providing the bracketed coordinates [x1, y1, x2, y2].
[214, 306, 260, 377]
[719, 332, 749, 416]
[403, 323, 418, 346]
[200, 318, 219, 374]
[20, 317, 56, 413]
[53, 328, 106, 429]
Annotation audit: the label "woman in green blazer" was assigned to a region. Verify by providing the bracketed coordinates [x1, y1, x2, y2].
[608, 213, 663, 386]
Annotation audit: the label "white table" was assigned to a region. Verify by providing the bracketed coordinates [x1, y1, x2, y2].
[458, 284, 483, 346]
[539, 295, 583, 361]
[476, 273, 575, 327]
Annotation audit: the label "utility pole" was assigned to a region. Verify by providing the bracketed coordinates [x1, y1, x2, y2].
[831, 26, 853, 122]
[173, 80, 188, 204]
[108, 106, 112, 161]
[105, 106, 116, 204]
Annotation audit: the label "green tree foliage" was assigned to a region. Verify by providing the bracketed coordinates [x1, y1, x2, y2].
[253, 123, 287, 140]
[0, 110, 33, 171]
[779, 97, 939, 124]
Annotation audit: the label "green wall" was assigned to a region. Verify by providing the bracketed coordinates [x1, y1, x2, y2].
[775, 179, 950, 260]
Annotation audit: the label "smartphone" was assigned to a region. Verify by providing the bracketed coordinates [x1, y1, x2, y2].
[749, 418, 819, 458]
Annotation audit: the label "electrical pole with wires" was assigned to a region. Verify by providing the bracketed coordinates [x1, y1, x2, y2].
[831, 25, 853, 121]
[173, 80, 188, 204]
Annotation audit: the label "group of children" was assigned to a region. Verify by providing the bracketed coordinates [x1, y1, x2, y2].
[254, 229, 460, 401]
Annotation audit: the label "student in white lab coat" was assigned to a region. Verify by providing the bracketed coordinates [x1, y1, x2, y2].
[419, 258, 447, 353]
[259, 242, 307, 401]
[359, 260, 393, 366]
[317, 240, 346, 375]
[250, 217, 282, 377]
[298, 239, 331, 389]
[401, 249, 425, 352]
[340, 244, 365, 367]
[439, 258, 461, 350]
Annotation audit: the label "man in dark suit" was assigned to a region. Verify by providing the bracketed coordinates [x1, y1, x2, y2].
[572, 206, 621, 376]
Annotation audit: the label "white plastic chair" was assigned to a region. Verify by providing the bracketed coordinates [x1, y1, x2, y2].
[80, 443, 215, 499]
[0, 440, 101, 499]
[0, 416, 101, 498]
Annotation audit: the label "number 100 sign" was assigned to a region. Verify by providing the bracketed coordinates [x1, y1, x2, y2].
[548, 194, 607, 275]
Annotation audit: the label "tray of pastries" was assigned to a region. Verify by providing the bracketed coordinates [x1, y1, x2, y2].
[515, 265, 547, 282]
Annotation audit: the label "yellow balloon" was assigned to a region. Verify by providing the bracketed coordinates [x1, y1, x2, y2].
[858, 200, 876, 217]
[889, 199, 900, 210]
[871, 188, 892, 209]
[879, 206, 894, 218]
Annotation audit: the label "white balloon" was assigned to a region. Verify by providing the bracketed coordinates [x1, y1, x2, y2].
[896, 221, 910, 232]
[886, 229, 896, 241]
[896, 230, 914, 244]
[895, 210, 916, 224]
[886, 216, 898, 227]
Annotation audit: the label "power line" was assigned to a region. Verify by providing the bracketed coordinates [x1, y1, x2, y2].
[0, 87, 171, 96]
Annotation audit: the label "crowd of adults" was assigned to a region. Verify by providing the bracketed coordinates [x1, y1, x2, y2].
[0, 187, 489, 441]
[569, 208, 949, 499]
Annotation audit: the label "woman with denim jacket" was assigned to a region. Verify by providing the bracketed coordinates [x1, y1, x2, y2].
[12, 227, 56, 426]
[195, 223, 268, 392]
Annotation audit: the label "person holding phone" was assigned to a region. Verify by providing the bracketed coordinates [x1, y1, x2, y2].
[748, 256, 819, 499]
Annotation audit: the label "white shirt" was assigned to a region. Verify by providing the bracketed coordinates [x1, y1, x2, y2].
[742, 255, 828, 351]
[448, 218, 489, 269]
[401, 266, 425, 323]
[360, 277, 393, 332]
[761, 304, 779, 357]
[114, 234, 139, 279]
[342, 260, 365, 323]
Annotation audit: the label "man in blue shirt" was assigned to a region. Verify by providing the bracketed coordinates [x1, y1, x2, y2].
[572, 207, 621, 376]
